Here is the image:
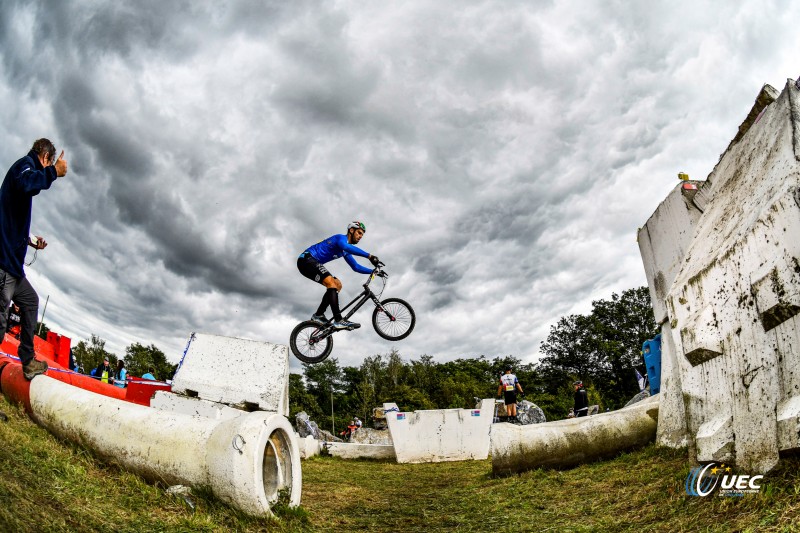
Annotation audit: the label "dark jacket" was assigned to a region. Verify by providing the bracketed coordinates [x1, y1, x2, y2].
[0, 151, 57, 278]
[574, 388, 589, 412]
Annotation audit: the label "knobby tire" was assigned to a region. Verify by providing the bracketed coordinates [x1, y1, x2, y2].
[372, 298, 416, 341]
[290, 321, 334, 363]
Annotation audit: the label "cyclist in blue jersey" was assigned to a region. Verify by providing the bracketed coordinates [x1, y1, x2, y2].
[297, 221, 381, 330]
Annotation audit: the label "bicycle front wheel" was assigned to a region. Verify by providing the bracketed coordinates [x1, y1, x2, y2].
[372, 298, 416, 341]
[290, 321, 334, 363]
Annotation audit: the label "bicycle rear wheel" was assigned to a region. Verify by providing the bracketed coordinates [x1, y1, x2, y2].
[372, 298, 416, 341]
[290, 321, 334, 363]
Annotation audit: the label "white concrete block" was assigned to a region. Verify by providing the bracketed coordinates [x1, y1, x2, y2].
[326, 442, 396, 460]
[296, 434, 322, 459]
[679, 304, 723, 366]
[171, 333, 289, 416]
[383, 399, 494, 463]
[150, 391, 247, 421]
[638, 184, 704, 324]
[641, 78, 800, 473]
[695, 414, 734, 462]
[776, 395, 800, 451]
[655, 322, 689, 448]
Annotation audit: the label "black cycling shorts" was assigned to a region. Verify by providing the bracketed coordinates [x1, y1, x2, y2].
[297, 253, 332, 284]
[503, 390, 517, 405]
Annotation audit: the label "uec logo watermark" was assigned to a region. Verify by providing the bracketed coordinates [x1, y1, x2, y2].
[685, 463, 763, 497]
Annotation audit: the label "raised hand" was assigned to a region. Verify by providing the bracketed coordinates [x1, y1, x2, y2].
[54, 150, 67, 177]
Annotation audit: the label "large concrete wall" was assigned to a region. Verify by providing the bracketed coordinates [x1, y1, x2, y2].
[638, 78, 800, 473]
[383, 399, 494, 463]
[171, 333, 289, 416]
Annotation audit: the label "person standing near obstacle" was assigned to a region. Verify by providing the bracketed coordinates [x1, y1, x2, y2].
[0, 138, 67, 380]
[498, 365, 524, 423]
[573, 380, 589, 417]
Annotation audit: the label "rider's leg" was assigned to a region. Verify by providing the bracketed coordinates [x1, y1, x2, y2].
[322, 277, 343, 321]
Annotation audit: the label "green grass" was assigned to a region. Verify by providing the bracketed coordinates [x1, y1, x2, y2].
[0, 397, 798, 532]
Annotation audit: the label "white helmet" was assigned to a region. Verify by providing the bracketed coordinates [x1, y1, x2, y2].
[347, 221, 366, 233]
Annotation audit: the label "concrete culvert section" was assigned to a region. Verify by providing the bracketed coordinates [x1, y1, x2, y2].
[491, 396, 659, 476]
[3, 371, 301, 516]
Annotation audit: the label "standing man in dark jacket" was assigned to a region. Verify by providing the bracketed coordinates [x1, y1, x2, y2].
[0, 139, 67, 379]
[573, 380, 589, 417]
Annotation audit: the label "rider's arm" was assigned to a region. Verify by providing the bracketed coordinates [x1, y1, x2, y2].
[337, 237, 370, 259]
[344, 252, 374, 275]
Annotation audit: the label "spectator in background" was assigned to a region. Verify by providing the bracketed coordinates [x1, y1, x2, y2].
[574, 381, 589, 418]
[95, 358, 112, 383]
[114, 360, 127, 388]
[141, 366, 156, 380]
[354, 417, 362, 429]
[0, 138, 68, 380]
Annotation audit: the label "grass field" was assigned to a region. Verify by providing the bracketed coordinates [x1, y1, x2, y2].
[0, 397, 798, 532]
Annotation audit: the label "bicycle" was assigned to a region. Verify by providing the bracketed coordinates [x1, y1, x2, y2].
[289, 262, 415, 363]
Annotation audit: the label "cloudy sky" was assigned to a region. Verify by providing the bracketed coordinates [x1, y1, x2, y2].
[1, 1, 798, 370]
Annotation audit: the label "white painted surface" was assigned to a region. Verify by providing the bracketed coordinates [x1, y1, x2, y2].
[326, 442, 396, 460]
[637, 183, 703, 324]
[171, 333, 290, 416]
[491, 396, 659, 474]
[151, 391, 248, 421]
[383, 399, 494, 463]
[695, 414, 734, 462]
[29, 376, 301, 516]
[639, 78, 800, 472]
[295, 434, 322, 459]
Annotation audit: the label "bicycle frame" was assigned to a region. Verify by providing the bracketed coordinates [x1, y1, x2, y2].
[338, 268, 389, 321]
[314, 268, 389, 335]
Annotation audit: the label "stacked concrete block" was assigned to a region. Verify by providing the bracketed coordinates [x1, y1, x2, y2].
[638, 79, 800, 472]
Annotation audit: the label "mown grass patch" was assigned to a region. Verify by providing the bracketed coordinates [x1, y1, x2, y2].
[0, 396, 798, 532]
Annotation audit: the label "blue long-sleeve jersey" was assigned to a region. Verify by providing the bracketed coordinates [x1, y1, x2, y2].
[303, 234, 373, 274]
[0, 151, 58, 278]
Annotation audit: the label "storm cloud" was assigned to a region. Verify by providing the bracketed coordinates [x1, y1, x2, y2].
[1, 0, 798, 369]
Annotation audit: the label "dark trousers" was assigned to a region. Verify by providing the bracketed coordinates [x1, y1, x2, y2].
[0, 270, 39, 365]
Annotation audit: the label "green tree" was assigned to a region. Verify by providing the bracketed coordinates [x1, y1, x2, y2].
[35, 321, 50, 340]
[303, 359, 346, 434]
[538, 286, 658, 409]
[288, 373, 325, 422]
[124, 342, 177, 380]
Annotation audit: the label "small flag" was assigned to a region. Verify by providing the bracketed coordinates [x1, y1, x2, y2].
[396, 413, 406, 421]
[636, 369, 646, 392]
[471, 410, 481, 417]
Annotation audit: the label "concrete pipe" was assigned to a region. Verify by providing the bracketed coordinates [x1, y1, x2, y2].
[0, 368, 301, 515]
[491, 396, 659, 476]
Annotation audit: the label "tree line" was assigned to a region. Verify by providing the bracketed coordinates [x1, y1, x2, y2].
[68, 334, 177, 381]
[289, 286, 658, 431]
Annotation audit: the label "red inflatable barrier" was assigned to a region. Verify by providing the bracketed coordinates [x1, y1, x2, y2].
[0, 332, 171, 407]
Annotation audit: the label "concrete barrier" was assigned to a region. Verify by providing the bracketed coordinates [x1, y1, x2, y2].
[171, 333, 289, 416]
[383, 399, 494, 463]
[0, 354, 302, 515]
[1, 368, 301, 516]
[326, 442, 396, 460]
[491, 396, 659, 475]
[295, 434, 322, 459]
[638, 78, 800, 472]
